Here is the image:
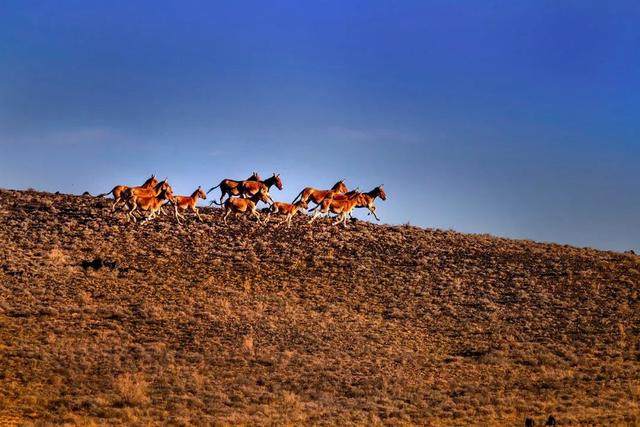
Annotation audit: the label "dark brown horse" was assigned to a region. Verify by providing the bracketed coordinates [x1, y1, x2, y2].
[207, 172, 261, 205]
[238, 173, 283, 199]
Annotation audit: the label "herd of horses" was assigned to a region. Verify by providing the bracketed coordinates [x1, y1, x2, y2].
[96, 172, 386, 227]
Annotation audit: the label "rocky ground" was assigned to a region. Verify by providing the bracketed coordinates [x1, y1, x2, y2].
[0, 189, 639, 425]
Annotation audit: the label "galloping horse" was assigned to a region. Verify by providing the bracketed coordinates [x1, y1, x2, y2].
[219, 190, 272, 225]
[123, 178, 172, 200]
[315, 186, 387, 221]
[126, 187, 174, 224]
[352, 185, 386, 220]
[207, 172, 261, 205]
[292, 180, 348, 209]
[95, 175, 158, 211]
[308, 190, 361, 227]
[265, 200, 308, 228]
[171, 187, 207, 224]
[238, 173, 283, 199]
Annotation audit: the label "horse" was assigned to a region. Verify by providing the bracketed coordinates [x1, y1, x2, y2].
[95, 175, 158, 211]
[315, 186, 386, 221]
[238, 173, 283, 199]
[292, 180, 348, 209]
[207, 172, 261, 205]
[171, 187, 207, 224]
[219, 191, 272, 225]
[126, 187, 174, 224]
[308, 190, 361, 227]
[123, 178, 172, 199]
[265, 200, 308, 228]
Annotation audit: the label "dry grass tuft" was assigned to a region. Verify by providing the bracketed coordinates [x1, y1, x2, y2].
[242, 335, 255, 355]
[47, 248, 68, 266]
[114, 373, 150, 407]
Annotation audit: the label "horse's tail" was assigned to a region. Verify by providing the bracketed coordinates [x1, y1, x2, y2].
[206, 183, 221, 194]
[94, 187, 116, 198]
[292, 189, 305, 204]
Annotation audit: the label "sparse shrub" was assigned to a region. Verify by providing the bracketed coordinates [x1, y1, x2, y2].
[114, 373, 150, 407]
[47, 248, 68, 266]
[242, 335, 254, 355]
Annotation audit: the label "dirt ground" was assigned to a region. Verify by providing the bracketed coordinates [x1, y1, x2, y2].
[0, 189, 639, 425]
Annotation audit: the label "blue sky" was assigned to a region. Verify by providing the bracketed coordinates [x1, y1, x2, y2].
[1, 1, 638, 252]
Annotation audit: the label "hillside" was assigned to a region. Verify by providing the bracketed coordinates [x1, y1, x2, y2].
[0, 188, 639, 425]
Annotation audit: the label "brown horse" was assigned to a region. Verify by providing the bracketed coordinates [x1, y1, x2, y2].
[265, 200, 308, 228]
[317, 186, 387, 221]
[292, 180, 348, 208]
[352, 185, 386, 220]
[126, 187, 174, 224]
[308, 190, 361, 227]
[207, 172, 261, 205]
[238, 173, 283, 199]
[171, 187, 207, 224]
[122, 179, 172, 202]
[220, 191, 272, 224]
[95, 175, 158, 211]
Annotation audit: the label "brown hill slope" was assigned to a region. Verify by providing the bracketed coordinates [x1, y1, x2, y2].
[0, 189, 639, 425]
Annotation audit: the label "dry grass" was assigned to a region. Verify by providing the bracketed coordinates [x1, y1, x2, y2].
[113, 373, 150, 407]
[0, 188, 639, 424]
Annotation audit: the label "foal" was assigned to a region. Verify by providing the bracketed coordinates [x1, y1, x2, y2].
[172, 187, 207, 224]
[220, 190, 272, 225]
[265, 200, 308, 228]
[126, 188, 174, 224]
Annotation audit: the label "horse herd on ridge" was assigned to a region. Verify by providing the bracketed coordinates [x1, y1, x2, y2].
[96, 172, 387, 227]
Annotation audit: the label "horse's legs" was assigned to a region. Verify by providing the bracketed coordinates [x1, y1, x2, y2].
[145, 211, 155, 223]
[194, 207, 203, 222]
[252, 208, 261, 224]
[370, 205, 380, 221]
[173, 206, 182, 225]
[309, 209, 321, 223]
[127, 203, 138, 222]
[141, 212, 152, 225]
[337, 212, 349, 227]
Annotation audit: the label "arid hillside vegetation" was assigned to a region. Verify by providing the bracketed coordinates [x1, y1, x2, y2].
[0, 189, 639, 425]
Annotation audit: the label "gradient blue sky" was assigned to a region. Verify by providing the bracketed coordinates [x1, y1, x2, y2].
[1, 1, 638, 252]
